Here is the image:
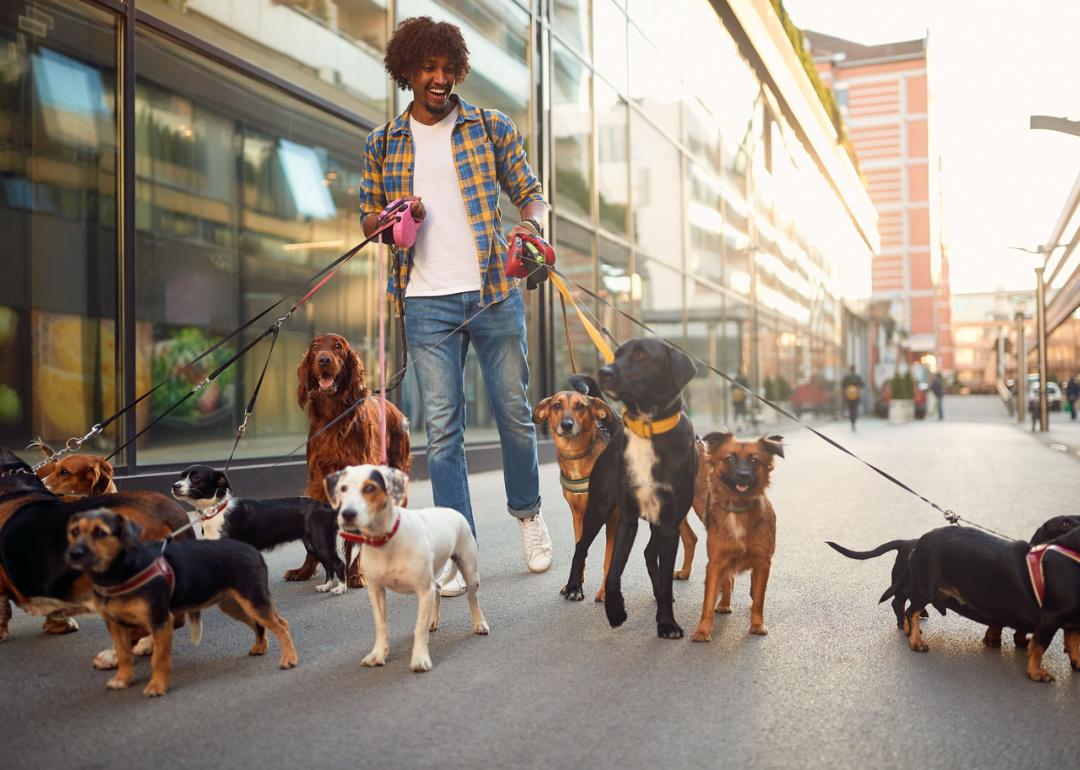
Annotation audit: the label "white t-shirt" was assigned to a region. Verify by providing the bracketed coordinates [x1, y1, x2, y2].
[407, 107, 481, 297]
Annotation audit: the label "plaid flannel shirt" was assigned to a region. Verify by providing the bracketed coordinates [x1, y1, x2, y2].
[359, 96, 545, 306]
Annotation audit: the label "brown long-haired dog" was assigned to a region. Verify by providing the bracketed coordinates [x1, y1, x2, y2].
[683, 431, 784, 642]
[532, 375, 620, 601]
[296, 333, 411, 586]
[29, 439, 117, 497]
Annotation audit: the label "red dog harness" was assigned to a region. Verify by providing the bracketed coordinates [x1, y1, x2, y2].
[1026, 544, 1080, 607]
[339, 516, 401, 548]
[93, 556, 175, 598]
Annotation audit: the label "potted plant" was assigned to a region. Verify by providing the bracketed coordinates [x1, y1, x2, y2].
[888, 371, 915, 424]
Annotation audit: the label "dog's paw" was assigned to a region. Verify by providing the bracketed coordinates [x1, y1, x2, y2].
[0, 626, 8, 643]
[330, 583, 348, 596]
[690, 627, 712, 642]
[673, 569, 691, 581]
[105, 675, 131, 691]
[714, 605, 733, 615]
[133, 636, 153, 657]
[909, 640, 929, 653]
[657, 621, 684, 640]
[474, 619, 490, 635]
[43, 617, 78, 635]
[561, 584, 585, 602]
[279, 651, 298, 669]
[93, 648, 119, 670]
[347, 575, 366, 589]
[605, 593, 627, 628]
[249, 640, 268, 656]
[314, 581, 332, 593]
[282, 568, 312, 582]
[142, 680, 168, 698]
[750, 623, 768, 636]
[594, 588, 605, 602]
[410, 654, 432, 673]
[1027, 666, 1054, 683]
[362, 650, 387, 667]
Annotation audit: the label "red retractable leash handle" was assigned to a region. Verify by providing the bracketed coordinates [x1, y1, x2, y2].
[507, 233, 556, 289]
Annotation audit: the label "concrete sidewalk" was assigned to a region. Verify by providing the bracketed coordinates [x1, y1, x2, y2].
[2, 411, 1079, 769]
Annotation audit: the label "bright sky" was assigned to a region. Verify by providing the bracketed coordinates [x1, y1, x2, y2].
[783, 0, 1080, 294]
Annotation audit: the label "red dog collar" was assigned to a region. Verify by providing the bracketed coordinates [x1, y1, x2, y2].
[340, 515, 401, 548]
[93, 555, 175, 598]
[200, 498, 229, 521]
[1026, 544, 1080, 607]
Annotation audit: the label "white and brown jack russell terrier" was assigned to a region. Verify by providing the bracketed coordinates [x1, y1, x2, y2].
[324, 464, 489, 672]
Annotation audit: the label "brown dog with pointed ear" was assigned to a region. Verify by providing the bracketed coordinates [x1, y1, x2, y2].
[533, 375, 621, 600]
[29, 439, 117, 498]
[682, 431, 784, 641]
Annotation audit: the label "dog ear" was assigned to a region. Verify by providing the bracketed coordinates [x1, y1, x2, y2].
[323, 470, 345, 508]
[116, 514, 143, 546]
[531, 397, 552, 424]
[296, 349, 313, 408]
[590, 397, 619, 433]
[667, 346, 698, 391]
[702, 430, 734, 448]
[345, 348, 367, 402]
[214, 471, 230, 497]
[90, 464, 111, 496]
[379, 466, 409, 506]
[761, 435, 785, 459]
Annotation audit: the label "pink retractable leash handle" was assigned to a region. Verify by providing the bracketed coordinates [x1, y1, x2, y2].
[376, 198, 422, 248]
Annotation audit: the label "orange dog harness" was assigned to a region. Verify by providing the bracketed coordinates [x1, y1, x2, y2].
[1026, 543, 1080, 607]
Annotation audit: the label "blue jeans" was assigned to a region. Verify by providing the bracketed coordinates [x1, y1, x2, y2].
[404, 290, 540, 536]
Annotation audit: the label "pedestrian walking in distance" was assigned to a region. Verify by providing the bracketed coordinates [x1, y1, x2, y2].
[732, 369, 750, 432]
[359, 16, 553, 597]
[1067, 375, 1079, 421]
[841, 366, 863, 432]
[931, 371, 945, 421]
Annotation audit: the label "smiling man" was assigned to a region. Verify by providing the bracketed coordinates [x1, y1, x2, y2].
[359, 16, 552, 596]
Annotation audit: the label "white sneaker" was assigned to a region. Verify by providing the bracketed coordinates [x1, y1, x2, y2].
[438, 563, 467, 598]
[519, 512, 553, 573]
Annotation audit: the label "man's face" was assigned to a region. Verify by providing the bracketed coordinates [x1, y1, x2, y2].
[409, 54, 458, 123]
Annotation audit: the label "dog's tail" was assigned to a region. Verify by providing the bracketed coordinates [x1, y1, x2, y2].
[26, 436, 56, 458]
[189, 610, 203, 646]
[825, 539, 909, 561]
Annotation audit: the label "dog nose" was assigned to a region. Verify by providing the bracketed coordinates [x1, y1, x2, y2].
[341, 510, 357, 523]
[599, 365, 614, 384]
[736, 471, 754, 485]
[171, 482, 182, 492]
[317, 354, 332, 366]
[67, 544, 88, 560]
[559, 418, 575, 432]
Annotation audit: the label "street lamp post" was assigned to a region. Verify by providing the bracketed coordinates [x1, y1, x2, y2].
[1035, 266, 1049, 432]
[1016, 310, 1026, 424]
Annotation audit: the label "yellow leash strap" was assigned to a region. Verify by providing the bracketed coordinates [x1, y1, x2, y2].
[548, 271, 615, 364]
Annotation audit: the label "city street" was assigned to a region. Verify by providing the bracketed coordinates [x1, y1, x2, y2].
[2, 397, 1079, 769]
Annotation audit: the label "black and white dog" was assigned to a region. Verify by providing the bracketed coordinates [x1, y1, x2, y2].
[172, 465, 346, 595]
[561, 338, 699, 639]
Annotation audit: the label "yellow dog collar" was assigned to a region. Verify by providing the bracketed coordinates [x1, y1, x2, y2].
[621, 409, 682, 438]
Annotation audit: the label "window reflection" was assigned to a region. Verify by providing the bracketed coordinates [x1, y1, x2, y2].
[631, 112, 681, 265]
[0, 1, 121, 460]
[594, 0, 627, 92]
[552, 41, 592, 221]
[628, 27, 679, 138]
[552, 0, 591, 55]
[596, 81, 629, 236]
[553, 217, 598, 377]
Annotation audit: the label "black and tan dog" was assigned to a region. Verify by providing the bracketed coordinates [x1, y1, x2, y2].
[680, 432, 784, 641]
[561, 338, 698, 639]
[65, 509, 298, 696]
[0, 448, 191, 654]
[828, 515, 1080, 645]
[900, 523, 1080, 682]
[533, 375, 620, 601]
[172, 465, 346, 594]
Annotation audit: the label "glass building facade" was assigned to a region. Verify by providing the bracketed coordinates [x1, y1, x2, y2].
[0, 0, 875, 481]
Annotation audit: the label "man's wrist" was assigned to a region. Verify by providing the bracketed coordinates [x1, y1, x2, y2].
[520, 217, 544, 238]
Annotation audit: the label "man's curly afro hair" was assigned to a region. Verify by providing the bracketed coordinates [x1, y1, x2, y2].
[385, 16, 470, 91]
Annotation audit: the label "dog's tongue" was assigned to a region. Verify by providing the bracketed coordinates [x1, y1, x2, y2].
[318, 373, 335, 390]
[736, 483, 750, 493]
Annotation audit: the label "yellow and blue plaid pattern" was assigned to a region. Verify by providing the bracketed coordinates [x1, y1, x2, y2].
[359, 96, 545, 305]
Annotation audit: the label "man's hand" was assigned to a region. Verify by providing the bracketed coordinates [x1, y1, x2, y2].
[390, 195, 425, 222]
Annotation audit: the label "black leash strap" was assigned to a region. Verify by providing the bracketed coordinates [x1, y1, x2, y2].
[223, 322, 281, 473]
[549, 266, 1012, 540]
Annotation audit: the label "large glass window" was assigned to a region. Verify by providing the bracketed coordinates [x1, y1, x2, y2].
[552, 41, 592, 221]
[597, 238, 636, 347]
[140, 0, 389, 125]
[0, 1, 120, 462]
[551, 0, 591, 56]
[631, 111, 682, 265]
[596, 81, 629, 237]
[553, 217, 598, 378]
[134, 30, 380, 465]
[594, 0, 627, 93]
[628, 27, 679, 138]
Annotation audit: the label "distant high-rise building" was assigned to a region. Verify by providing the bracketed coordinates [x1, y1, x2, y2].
[807, 31, 954, 374]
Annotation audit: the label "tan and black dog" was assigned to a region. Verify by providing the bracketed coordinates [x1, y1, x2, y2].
[65, 509, 298, 697]
[533, 375, 620, 601]
[682, 431, 784, 641]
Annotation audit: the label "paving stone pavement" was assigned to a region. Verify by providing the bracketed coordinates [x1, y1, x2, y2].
[2, 398, 1078, 769]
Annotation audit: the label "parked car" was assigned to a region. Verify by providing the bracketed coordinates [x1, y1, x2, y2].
[789, 382, 835, 417]
[877, 378, 928, 419]
[1027, 376, 1063, 412]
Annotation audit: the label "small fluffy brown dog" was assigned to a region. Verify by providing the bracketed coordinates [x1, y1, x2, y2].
[683, 431, 784, 641]
[29, 439, 117, 497]
[296, 333, 411, 587]
[532, 375, 620, 601]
